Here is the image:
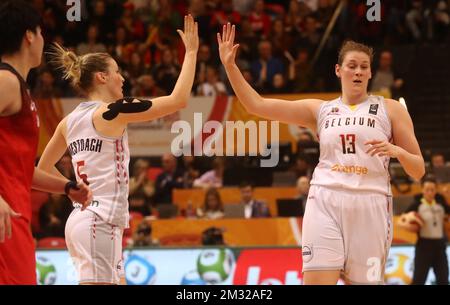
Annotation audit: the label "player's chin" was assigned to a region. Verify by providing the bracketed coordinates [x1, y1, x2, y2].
[114, 91, 124, 100]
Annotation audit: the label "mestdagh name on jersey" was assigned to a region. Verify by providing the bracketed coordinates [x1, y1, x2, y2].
[68, 138, 103, 156]
[324, 116, 376, 129]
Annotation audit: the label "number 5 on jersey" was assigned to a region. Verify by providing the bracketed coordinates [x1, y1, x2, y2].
[76, 161, 90, 185]
[340, 134, 356, 154]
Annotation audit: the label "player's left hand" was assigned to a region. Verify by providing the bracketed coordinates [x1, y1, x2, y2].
[365, 140, 402, 158]
[68, 182, 93, 210]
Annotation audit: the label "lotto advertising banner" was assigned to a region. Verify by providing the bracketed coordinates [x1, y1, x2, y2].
[35, 246, 450, 285]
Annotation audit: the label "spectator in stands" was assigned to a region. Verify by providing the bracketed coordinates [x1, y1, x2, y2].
[291, 153, 314, 180]
[370, 51, 404, 99]
[118, 2, 145, 41]
[232, 0, 256, 16]
[239, 182, 271, 218]
[251, 40, 285, 91]
[432, 1, 450, 43]
[76, 24, 107, 55]
[38, 193, 72, 238]
[90, 0, 113, 44]
[154, 153, 184, 204]
[405, 0, 429, 42]
[269, 18, 292, 58]
[431, 152, 446, 170]
[127, 51, 148, 80]
[154, 0, 183, 38]
[248, 0, 271, 37]
[294, 14, 322, 55]
[236, 17, 259, 63]
[196, 44, 218, 87]
[398, 176, 449, 285]
[295, 176, 310, 211]
[196, 65, 227, 97]
[210, 0, 242, 35]
[290, 49, 315, 93]
[129, 158, 154, 216]
[132, 74, 166, 97]
[193, 157, 224, 189]
[201, 226, 226, 245]
[132, 220, 159, 247]
[429, 152, 449, 183]
[181, 156, 200, 189]
[284, 0, 311, 35]
[266, 73, 292, 94]
[188, 0, 212, 44]
[111, 26, 130, 64]
[32, 68, 62, 99]
[152, 48, 181, 94]
[197, 188, 225, 219]
[314, 0, 335, 30]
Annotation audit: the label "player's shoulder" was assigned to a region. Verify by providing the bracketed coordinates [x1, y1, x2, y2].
[383, 97, 408, 118]
[0, 70, 22, 113]
[0, 70, 20, 90]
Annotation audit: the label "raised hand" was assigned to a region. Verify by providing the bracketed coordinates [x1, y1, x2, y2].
[177, 15, 199, 54]
[68, 182, 93, 211]
[217, 23, 240, 67]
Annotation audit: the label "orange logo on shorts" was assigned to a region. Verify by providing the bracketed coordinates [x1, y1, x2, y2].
[331, 164, 368, 175]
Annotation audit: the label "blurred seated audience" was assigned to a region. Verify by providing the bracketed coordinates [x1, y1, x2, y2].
[132, 220, 159, 247]
[197, 188, 225, 220]
[38, 194, 72, 239]
[154, 153, 184, 204]
[239, 181, 271, 218]
[193, 157, 224, 189]
[129, 158, 154, 215]
[295, 175, 311, 211]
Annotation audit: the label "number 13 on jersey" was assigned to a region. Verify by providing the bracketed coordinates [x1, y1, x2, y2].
[340, 134, 356, 154]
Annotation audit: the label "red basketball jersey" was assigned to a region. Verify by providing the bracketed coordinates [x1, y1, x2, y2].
[0, 62, 39, 222]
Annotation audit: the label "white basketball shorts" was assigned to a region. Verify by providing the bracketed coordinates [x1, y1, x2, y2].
[301, 185, 393, 284]
[65, 207, 124, 284]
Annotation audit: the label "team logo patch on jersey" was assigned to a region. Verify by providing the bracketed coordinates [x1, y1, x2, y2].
[302, 245, 313, 263]
[327, 107, 340, 116]
[369, 104, 379, 115]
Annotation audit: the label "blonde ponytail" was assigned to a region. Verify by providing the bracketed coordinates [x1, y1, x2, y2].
[47, 43, 112, 94]
[48, 43, 82, 87]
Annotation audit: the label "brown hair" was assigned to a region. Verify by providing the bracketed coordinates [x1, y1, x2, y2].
[203, 188, 224, 212]
[48, 43, 112, 93]
[337, 40, 374, 66]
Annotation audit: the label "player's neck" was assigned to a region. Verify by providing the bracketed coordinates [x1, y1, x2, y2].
[88, 91, 115, 104]
[0, 54, 32, 81]
[341, 92, 369, 106]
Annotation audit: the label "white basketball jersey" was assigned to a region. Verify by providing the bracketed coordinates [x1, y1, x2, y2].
[310, 95, 392, 195]
[66, 101, 130, 228]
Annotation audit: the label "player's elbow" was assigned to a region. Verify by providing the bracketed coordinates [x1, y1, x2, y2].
[169, 93, 189, 109]
[410, 164, 425, 181]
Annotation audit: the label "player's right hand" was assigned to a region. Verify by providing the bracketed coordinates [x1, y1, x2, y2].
[217, 22, 240, 67]
[177, 15, 199, 55]
[0, 196, 21, 243]
[67, 182, 93, 211]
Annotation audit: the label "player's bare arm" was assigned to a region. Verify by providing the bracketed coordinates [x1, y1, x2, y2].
[217, 22, 324, 131]
[365, 98, 425, 180]
[36, 118, 92, 207]
[0, 71, 22, 116]
[106, 15, 198, 126]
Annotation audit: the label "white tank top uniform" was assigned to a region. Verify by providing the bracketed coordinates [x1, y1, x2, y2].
[302, 95, 394, 284]
[65, 101, 129, 284]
